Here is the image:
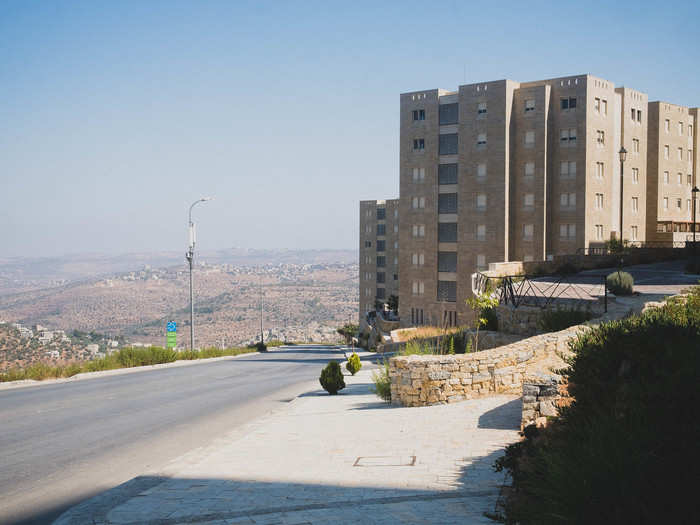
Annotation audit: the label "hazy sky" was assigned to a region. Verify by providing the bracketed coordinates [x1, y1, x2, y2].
[2, 0, 699, 257]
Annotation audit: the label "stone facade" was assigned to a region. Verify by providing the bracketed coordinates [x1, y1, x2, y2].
[389, 324, 586, 407]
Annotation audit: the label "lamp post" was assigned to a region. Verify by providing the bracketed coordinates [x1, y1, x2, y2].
[186, 197, 213, 350]
[693, 186, 699, 253]
[618, 147, 627, 242]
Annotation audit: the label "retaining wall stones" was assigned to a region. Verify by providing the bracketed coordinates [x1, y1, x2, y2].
[389, 325, 587, 407]
[521, 379, 571, 430]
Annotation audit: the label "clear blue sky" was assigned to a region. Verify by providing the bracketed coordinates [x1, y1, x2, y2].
[1, 0, 698, 257]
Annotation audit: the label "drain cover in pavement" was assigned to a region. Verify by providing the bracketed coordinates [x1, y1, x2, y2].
[353, 456, 416, 467]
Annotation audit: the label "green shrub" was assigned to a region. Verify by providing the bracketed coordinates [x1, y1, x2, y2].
[494, 287, 700, 524]
[537, 306, 594, 332]
[481, 306, 499, 331]
[346, 352, 362, 375]
[319, 360, 345, 395]
[370, 359, 391, 403]
[606, 270, 634, 295]
[255, 341, 267, 352]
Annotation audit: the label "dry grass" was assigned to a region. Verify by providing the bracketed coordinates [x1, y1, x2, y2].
[392, 325, 463, 343]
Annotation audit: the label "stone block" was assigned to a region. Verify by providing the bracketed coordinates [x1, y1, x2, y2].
[539, 400, 558, 417]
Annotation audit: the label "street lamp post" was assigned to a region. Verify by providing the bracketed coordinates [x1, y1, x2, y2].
[618, 147, 627, 242]
[693, 186, 699, 254]
[186, 197, 213, 350]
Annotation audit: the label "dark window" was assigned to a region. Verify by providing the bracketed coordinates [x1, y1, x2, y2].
[376, 256, 386, 267]
[438, 193, 458, 214]
[413, 138, 425, 150]
[439, 133, 458, 155]
[376, 287, 386, 299]
[438, 164, 458, 185]
[438, 252, 457, 272]
[569, 97, 577, 109]
[364, 240, 371, 248]
[376, 272, 386, 283]
[376, 224, 386, 236]
[562, 97, 576, 110]
[413, 109, 425, 121]
[376, 208, 386, 220]
[376, 240, 386, 252]
[393, 274, 398, 281]
[561, 98, 569, 110]
[437, 281, 457, 302]
[439, 103, 458, 125]
[438, 223, 458, 242]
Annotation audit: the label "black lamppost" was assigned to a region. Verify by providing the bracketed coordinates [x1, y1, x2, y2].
[693, 186, 699, 252]
[618, 147, 627, 242]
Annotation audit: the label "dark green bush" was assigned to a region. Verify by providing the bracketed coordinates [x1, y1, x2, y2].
[255, 341, 267, 352]
[319, 360, 345, 395]
[537, 306, 594, 332]
[495, 287, 700, 524]
[481, 306, 499, 331]
[606, 270, 634, 295]
[346, 352, 362, 375]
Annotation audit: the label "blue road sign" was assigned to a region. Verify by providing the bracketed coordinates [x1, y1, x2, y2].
[167, 321, 177, 332]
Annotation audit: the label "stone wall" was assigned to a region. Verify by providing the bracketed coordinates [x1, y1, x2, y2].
[378, 330, 521, 354]
[389, 325, 586, 407]
[521, 379, 571, 430]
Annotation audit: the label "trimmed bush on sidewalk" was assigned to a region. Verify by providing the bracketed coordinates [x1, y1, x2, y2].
[346, 352, 362, 375]
[319, 360, 345, 395]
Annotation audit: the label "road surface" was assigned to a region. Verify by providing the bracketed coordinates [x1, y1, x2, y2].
[0, 345, 347, 524]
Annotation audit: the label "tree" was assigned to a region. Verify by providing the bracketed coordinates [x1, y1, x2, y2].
[465, 292, 499, 352]
[336, 323, 359, 345]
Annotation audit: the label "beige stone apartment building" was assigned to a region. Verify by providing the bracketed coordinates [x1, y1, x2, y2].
[360, 74, 697, 327]
[359, 199, 399, 320]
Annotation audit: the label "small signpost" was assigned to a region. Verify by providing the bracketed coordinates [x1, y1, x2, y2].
[166, 321, 177, 349]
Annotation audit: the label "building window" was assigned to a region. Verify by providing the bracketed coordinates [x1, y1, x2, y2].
[561, 128, 577, 144]
[561, 161, 576, 178]
[364, 255, 372, 264]
[477, 163, 487, 178]
[394, 241, 398, 249]
[678, 173, 683, 185]
[689, 174, 693, 185]
[664, 145, 669, 159]
[630, 225, 638, 241]
[476, 193, 487, 209]
[632, 168, 639, 184]
[562, 97, 577, 110]
[376, 240, 386, 252]
[677, 198, 682, 210]
[438, 163, 458, 185]
[525, 130, 535, 146]
[412, 167, 426, 182]
[601, 99, 607, 115]
[376, 256, 386, 267]
[364, 240, 371, 248]
[477, 133, 487, 146]
[525, 99, 535, 112]
[411, 196, 426, 209]
[596, 130, 605, 146]
[476, 224, 486, 240]
[438, 223, 457, 242]
[664, 171, 670, 184]
[411, 224, 425, 238]
[632, 138, 640, 153]
[437, 281, 457, 302]
[525, 162, 535, 177]
[377, 224, 386, 236]
[689, 124, 694, 137]
[632, 197, 638, 212]
[477, 101, 487, 115]
[412, 109, 425, 121]
[636, 109, 641, 122]
[523, 224, 534, 240]
[413, 138, 425, 150]
[438, 103, 458, 125]
[376, 208, 386, 220]
[439, 133, 458, 155]
[376, 272, 385, 283]
[394, 224, 399, 233]
[663, 197, 669, 210]
[664, 119, 670, 133]
[412, 253, 425, 266]
[524, 193, 534, 207]
[438, 251, 457, 272]
[679, 122, 684, 135]
[561, 192, 576, 208]
[678, 148, 683, 161]
[559, 224, 576, 239]
[595, 193, 604, 209]
[596, 162, 604, 179]
[394, 273, 398, 281]
[595, 224, 604, 240]
[411, 281, 425, 296]
[594, 98, 600, 113]
[438, 193, 458, 214]
[476, 254, 486, 270]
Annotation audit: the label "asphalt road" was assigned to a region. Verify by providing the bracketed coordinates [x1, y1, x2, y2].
[0, 345, 348, 525]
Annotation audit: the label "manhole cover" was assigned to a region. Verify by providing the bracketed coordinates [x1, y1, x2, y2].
[353, 456, 416, 467]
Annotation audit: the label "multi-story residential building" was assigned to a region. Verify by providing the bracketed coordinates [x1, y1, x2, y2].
[359, 199, 399, 320]
[360, 74, 697, 327]
[647, 102, 699, 241]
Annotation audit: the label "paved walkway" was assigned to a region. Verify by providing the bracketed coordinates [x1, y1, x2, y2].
[54, 365, 521, 524]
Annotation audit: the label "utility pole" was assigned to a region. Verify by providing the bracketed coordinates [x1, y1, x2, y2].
[186, 197, 213, 350]
[259, 279, 264, 345]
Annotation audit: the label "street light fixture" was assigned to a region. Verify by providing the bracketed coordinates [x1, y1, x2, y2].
[618, 147, 627, 242]
[186, 197, 213, 350]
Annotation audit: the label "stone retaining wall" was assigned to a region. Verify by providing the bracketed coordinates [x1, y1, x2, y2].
[521, 379, 571, 430]
[389, 325, 587, 407]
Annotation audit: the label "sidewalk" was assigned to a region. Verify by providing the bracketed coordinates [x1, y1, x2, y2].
[54, 364, 521, 524]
